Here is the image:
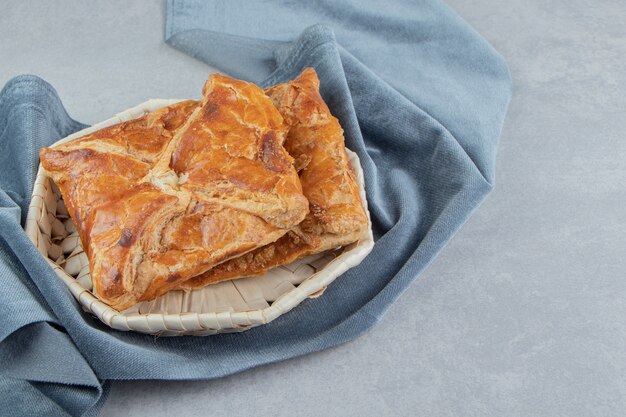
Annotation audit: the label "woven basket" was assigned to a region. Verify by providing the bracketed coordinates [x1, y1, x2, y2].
[24, 99, 374, 336]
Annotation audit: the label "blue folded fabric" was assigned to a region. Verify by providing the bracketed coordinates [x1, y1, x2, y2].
[0, 1, 510, 415]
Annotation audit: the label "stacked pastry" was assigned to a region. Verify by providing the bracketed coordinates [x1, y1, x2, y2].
[39, 68, 368, 310]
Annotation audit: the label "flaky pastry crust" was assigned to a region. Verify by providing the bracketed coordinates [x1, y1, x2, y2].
[40, 74, 308, 310]
[181, 68, 368, 288]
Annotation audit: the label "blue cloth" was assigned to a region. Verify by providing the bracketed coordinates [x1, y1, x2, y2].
[0, 1, 510, 415]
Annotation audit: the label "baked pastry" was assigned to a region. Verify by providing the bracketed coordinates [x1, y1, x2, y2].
[40, 74, 308, 310]
[180, 68, 368, 289]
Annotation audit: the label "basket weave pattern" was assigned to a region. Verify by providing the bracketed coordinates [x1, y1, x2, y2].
[25, 99, 374, 336]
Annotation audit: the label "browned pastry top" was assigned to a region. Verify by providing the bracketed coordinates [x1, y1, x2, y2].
[181, 68, 368, 288]
[40, 74, 308, 310]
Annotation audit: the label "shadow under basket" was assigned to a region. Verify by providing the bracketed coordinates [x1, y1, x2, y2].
[24, 99, 374, 336]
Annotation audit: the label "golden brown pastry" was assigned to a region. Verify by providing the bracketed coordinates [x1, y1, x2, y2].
[40, 74, 308, 310]
[180, 68, 368, 288]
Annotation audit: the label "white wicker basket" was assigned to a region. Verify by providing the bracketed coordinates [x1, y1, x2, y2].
[24, 99, 374, 336]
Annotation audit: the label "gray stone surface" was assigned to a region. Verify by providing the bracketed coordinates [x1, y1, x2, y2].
[2, 1, 625, 416]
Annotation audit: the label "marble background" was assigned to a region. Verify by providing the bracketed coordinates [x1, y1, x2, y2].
[1, 1, 625, 416]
